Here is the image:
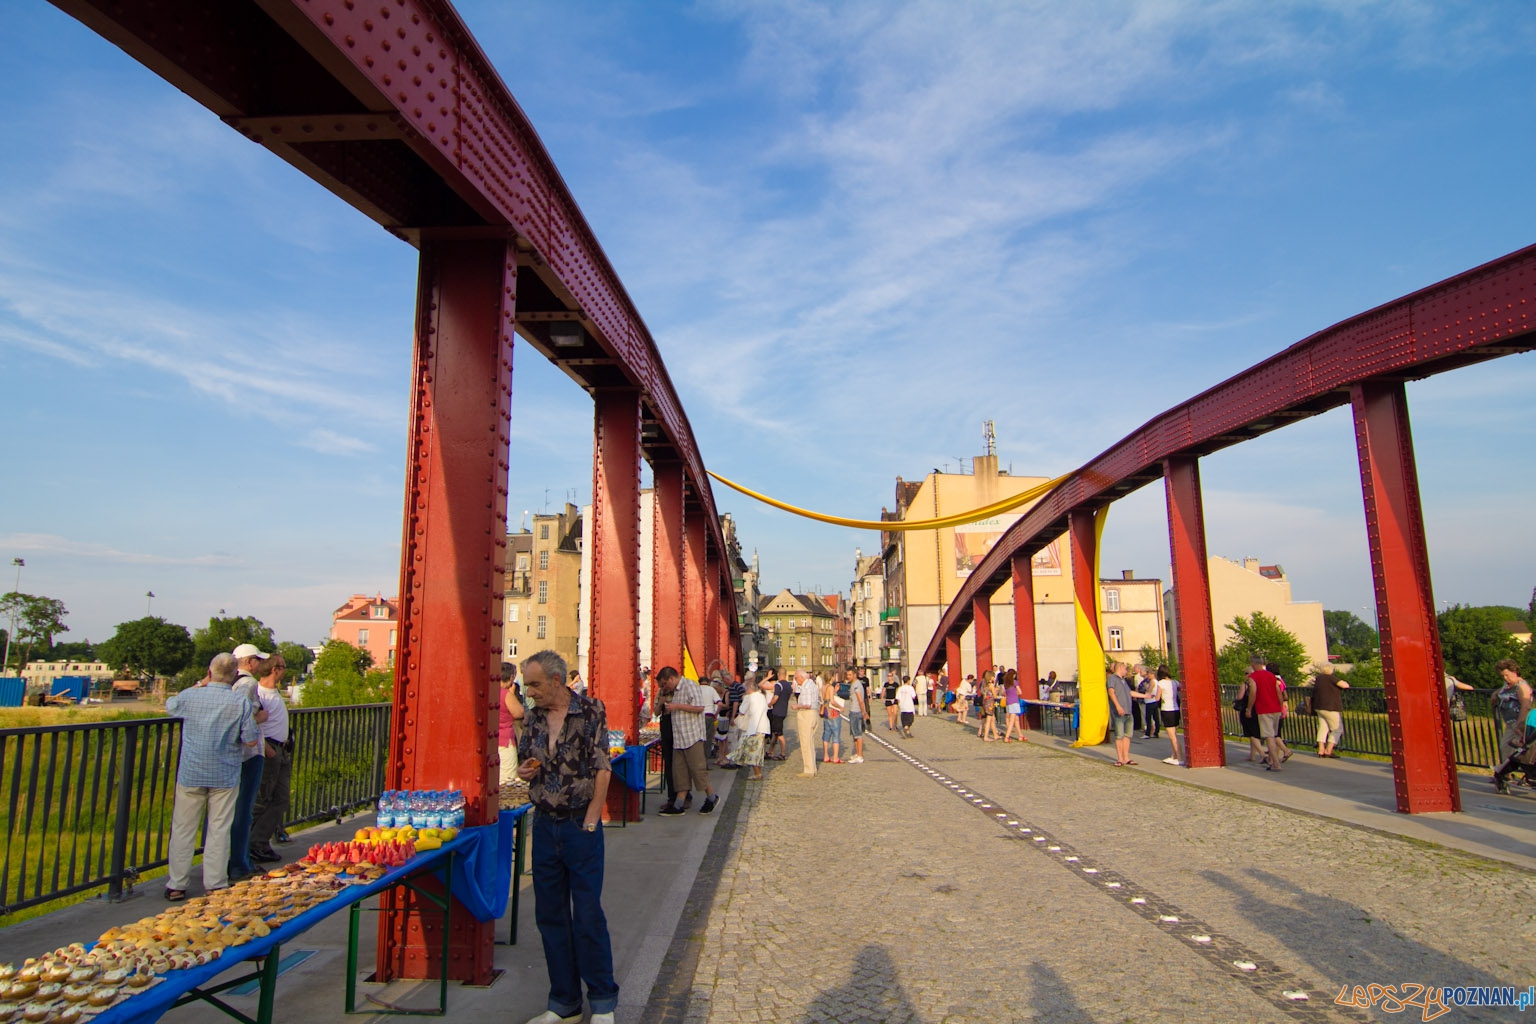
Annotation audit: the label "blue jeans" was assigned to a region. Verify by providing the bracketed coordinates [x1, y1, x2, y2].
[227, 755, 263, 876]
[532, 813, 618, 1016]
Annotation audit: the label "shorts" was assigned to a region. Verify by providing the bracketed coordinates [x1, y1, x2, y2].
[1160, 710, 1181, 728]
[769, 715, 785, 738]
[1258, 712, 1282, 739]
[847, 714, 865, 738]
[900, 711, 914, 728]
[1111, 713, 1133, 740]
[822, 716, 843, 743]
[1007, 702, 1022, 716]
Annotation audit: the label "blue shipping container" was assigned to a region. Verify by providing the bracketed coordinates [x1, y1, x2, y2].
[51, 677, 90, 702]
[0, 678, 22, 707]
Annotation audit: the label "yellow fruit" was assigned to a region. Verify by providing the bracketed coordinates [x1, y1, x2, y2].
[398, 827, 417, 841]
[440, 828, 458, 842]
[414, 838, 442, 852]
[419, 828, 439, 840]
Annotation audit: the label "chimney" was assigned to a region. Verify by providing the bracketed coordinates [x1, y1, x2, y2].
[1121, 570, 1134, 580]
[1243, 558, 1260, 572]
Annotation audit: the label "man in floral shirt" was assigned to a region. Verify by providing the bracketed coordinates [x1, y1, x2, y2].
[516, 650, 617, 1024]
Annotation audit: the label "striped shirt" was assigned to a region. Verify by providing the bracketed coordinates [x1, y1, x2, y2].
[167, 682, 260, 789]
[670, 679, 710, 749]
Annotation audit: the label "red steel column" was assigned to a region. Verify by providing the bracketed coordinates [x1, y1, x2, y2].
[591, 389, 642, 821]
[683, 511, 706, 675]
[1011, 551, 1042, 728]
[1352, 381, 1459, 813]
[945, 634, 962, 693]
[651, 461, 686, 676]
[971, 594, 994, 677]
[382, 239, 513, 985]
[1068, 510, 1101, 638]
[1164, 456, 1224, 768]
[703, 552, 721, 676]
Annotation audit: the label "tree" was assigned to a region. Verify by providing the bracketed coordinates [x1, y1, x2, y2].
[176, 614, 278, 689]
[0, 593, 69, 670]
[277, 641, 314, 681]
[1323, 610, 1379, 662]
[48, 641, 97, 662]
[1215, 611, 1310, 688]
[97, 617, 195, 683]
[1137, 643, 1181, 682]
[301, 640, 390, 707]
[1437, 605, 1520, 688]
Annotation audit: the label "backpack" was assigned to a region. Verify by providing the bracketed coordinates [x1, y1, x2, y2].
[838, 680, 852, 701]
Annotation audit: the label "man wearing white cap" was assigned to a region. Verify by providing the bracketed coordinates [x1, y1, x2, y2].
[227, 643, 270, 880]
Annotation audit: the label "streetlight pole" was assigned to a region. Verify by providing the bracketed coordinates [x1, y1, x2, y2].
[146, 591, 155, 617]
[3, 558, 23, 678]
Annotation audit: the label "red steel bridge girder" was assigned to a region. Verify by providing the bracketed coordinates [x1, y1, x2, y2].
[1068, 511, 1101, 639]
[971, 596, 994, 677]
[703, 553, 721, 674]
[1352, 382, 1459, 813]
[591, 389, 643, 822]
[382, 238, 514, 985]
[1010, 552, 1042, 728]
[1163, 456, 1224, 769]
[651, 463, 687, 677]
[683, 514, 707, 672]
[946, 635, 962, 697]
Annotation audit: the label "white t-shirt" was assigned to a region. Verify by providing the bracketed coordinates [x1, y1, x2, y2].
[957, 679, 974, 699]
[896, 684, 916, 714]
[704, 687, 722, 716]
[741, 690, 771, 735]
[1156, 677, 1180, 711]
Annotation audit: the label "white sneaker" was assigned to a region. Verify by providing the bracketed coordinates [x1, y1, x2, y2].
[849, 756, 863, 763]
[1162, 757, 1181, 765]
[522, 1012, 581, 1024]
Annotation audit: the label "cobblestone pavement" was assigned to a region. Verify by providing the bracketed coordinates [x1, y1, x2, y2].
[641, 714, 1532, 1024]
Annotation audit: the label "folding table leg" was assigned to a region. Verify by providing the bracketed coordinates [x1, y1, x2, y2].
[256, 943, 281, 1024]
[346, 903, 360, 1012]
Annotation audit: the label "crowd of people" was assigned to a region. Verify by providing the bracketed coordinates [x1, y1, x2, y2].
[164, 642, 294, 900]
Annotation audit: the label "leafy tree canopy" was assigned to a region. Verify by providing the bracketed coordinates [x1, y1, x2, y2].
[313, 640, 373, 681]
[1216, 611, 1310, 688]
[1137, 643, 1181, 681]
[47, 641, 97, 662]
[0, 593, 69, 670]
[176, 615, 278, 688]
[302, 640, 389, 706]
[1437, 605, 1520, 688]
[276, 641, 315, 680]
[97, 618, 194, 682]
[1323, 610, 1379, 662]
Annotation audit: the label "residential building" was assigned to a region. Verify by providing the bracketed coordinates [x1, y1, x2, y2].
[330, 594, 399, 669]
[820, 593, 853, 670]
[884, 438, 1166, 681]
[22, 660, 114, 690]
[518, 503, 583, 674]
[850, 551, 884, 679]
[720, 514, 768, 673]
[1166, 557, 1328, 672]
[502, 531, 535, 663]
[757, 590, 838, 676]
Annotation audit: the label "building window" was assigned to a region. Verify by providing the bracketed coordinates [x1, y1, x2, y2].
[387, 650, 395, 667]
[538, 581, 548, 604]
[508, 605, 519, 622]
[517, 554, 529, 570]
[1108, 626, 1124, 651]
[357, 628, 369, 645]
[537, 616, 548, 639]
[373, 605, 388, 618]
[539, 550, 550, 570]
[540, 525, 550, 540]
[1104, 589, 1120, 612]
[389, 629, 397, 646]
[507, 638, 518, 657]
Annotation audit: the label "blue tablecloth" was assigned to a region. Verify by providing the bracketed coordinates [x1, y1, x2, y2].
[609, 742, 655, 793]
[95, 809, 529, 1024]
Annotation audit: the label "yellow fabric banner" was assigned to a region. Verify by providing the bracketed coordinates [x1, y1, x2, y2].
[682, 647, 699, 682]
[706, 470, 1068, 532]
[1071, 508, 1110, 748]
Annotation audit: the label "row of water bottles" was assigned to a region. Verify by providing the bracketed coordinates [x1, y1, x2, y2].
[376, 789, 466, 830]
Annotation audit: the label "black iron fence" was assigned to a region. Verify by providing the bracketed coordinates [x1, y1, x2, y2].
[0, 703, 390, 916]
[1217, 685, 1504, 768]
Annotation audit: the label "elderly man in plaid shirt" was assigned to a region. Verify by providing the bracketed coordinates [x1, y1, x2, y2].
[656, 667, 717, 815]
[163, 653, 260, 899]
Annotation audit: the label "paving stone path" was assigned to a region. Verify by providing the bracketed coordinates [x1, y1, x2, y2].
[641, 714, 1530, 1024]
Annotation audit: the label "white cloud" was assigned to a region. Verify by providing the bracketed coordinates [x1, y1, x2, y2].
[298, 429, 376, 457]
[0, 533, 244, 568]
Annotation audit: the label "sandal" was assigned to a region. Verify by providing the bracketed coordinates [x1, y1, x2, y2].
[164, 888, 187, 902]
[1124, 760, 1139, 765]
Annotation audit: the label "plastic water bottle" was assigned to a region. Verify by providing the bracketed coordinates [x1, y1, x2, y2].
[448, 790, 465, 829]
[430, 791, 447, 830]
[405, 790, 421, 828]
[377, 790, 395, 829]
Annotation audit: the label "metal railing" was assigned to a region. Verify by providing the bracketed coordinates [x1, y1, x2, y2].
[1218, 686, 1504, 768]
[0, 703, 390, 916]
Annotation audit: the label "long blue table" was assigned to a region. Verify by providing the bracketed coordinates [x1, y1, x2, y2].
[94, 808, 529, 1024]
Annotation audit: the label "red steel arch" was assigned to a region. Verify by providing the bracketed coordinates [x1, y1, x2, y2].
[52, 0, 742, 983]
[919, 243, 1536, 814]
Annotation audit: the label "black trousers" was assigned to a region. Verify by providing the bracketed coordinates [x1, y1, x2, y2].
[659, 715, 676, 803]
[249, 746, 292, 851]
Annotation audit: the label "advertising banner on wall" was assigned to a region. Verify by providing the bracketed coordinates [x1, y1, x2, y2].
[954, 514, 1021, 577]
[1031, 537, 1063, 576]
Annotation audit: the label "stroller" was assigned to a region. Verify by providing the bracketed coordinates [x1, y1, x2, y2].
[1491, 710, 1536, 794]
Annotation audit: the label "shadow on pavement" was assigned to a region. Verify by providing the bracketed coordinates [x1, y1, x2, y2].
[1201, 867, 1513, 1017]
[796, 944, 920, 1024]
[1024, 961, 1094, 1023]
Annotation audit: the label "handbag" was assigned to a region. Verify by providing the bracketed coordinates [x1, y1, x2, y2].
[1449, 695, 1468, 723]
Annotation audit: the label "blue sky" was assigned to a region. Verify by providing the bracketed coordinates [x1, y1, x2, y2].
[2, 1, 1534, 648]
